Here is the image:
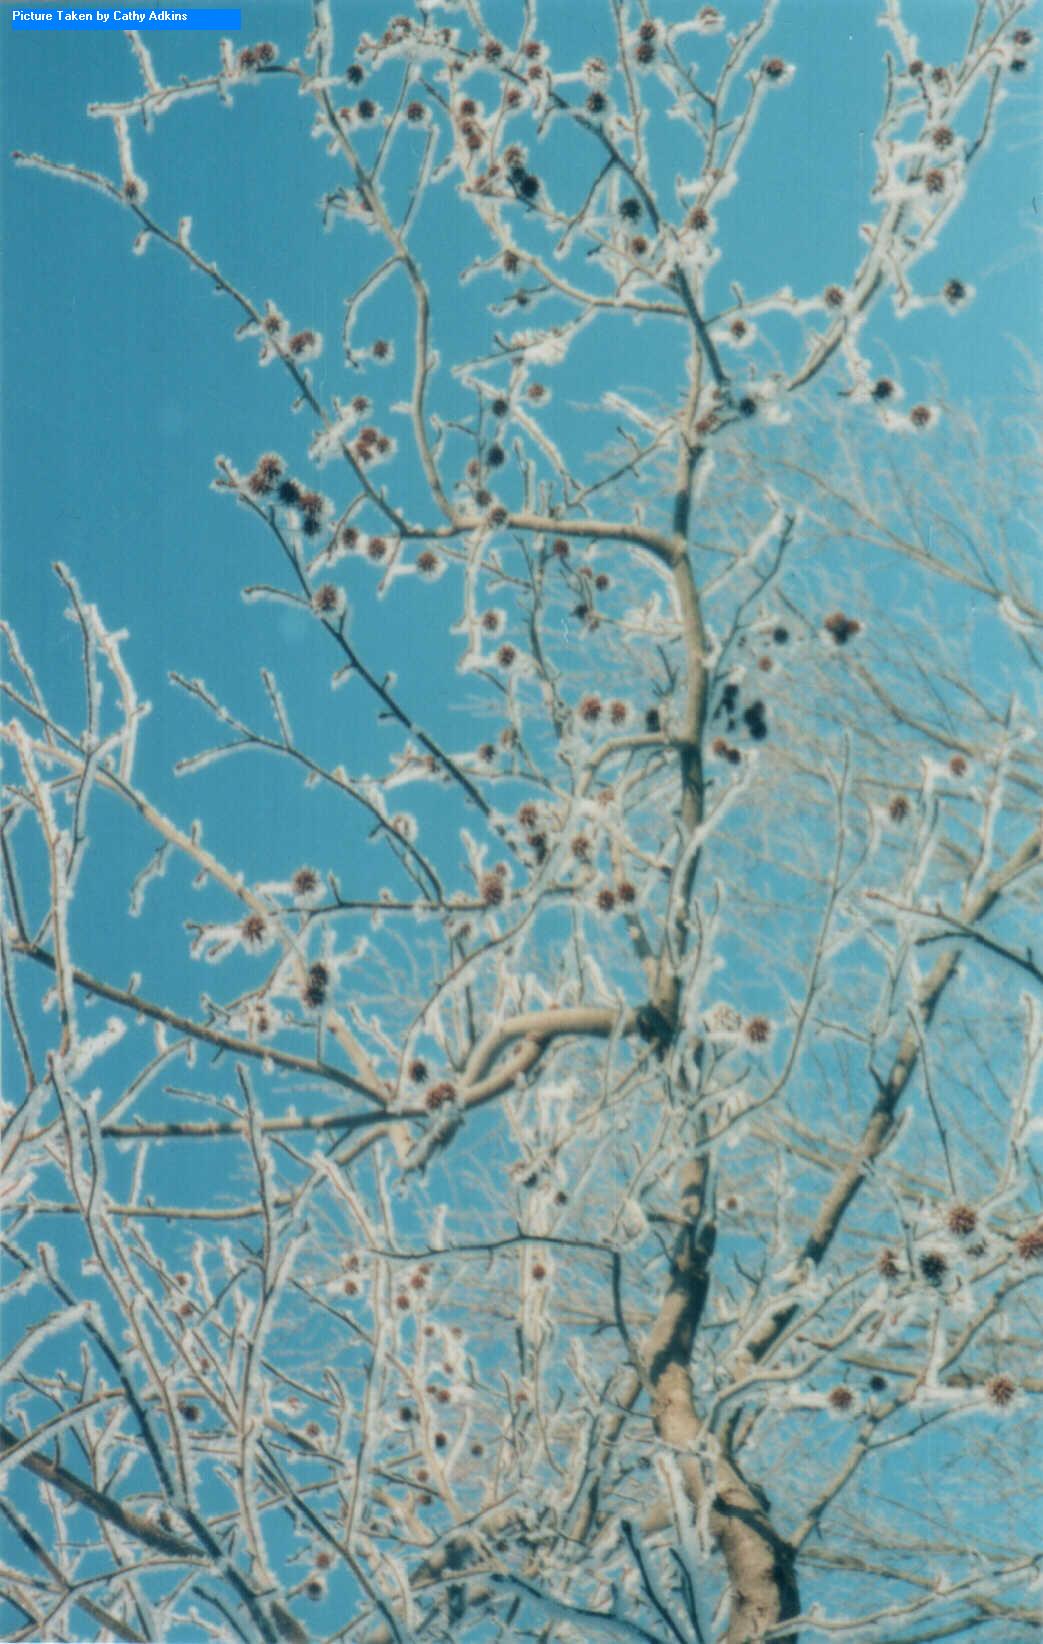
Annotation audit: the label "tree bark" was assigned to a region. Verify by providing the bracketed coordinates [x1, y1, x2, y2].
[643, 1160, 800, 1641]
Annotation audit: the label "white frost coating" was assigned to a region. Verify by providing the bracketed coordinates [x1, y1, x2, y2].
[521, 1259, 549, 1347]
[400, 1100, 463, 1177]
[0, 1169, 37, 1211]
[0, 1365, 97, 1490]
[67, 1017, 126, 1079]
[261, 669, 293, 744]
[659, 1447, 711, 1563]
[512, 405, 567, 476]
[127, 30, 160, 96]
[490, 1574, 649, 1641]
[7, 722, 78, 1047]
[878, 0, 918, 64]
[998, 594, 1043, 634]
[579, 952, 620, 1007]
[94, 610, 144, 781]
[113, 113, 133, 179]
[1, 1306, 89, 1393]
[129, 841, 172, 917]
[240, 587, 300, 610]
[714, 317, 757, 351]
[617, 1195, 648, 1241]
[309, 398, 364, 466]
[512, 312, 593, 367]
[600, 391, 663, 434]
[190, 920, 251, 963]
[305, 0, 333, 74]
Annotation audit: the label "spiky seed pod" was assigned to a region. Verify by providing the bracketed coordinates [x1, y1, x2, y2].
[240, 914, 268, 947]
[947, 1204, 978, 1237]
[986, 1374, 1016, 1407]
[292, 866, 320, 898]
[312, 584, 340, 614]
[1015, 1225, 1043, 1261]
[479, 873, 505, 906]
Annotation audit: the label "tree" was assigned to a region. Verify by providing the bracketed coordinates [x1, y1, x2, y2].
[3, 2, 1042, 1640]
